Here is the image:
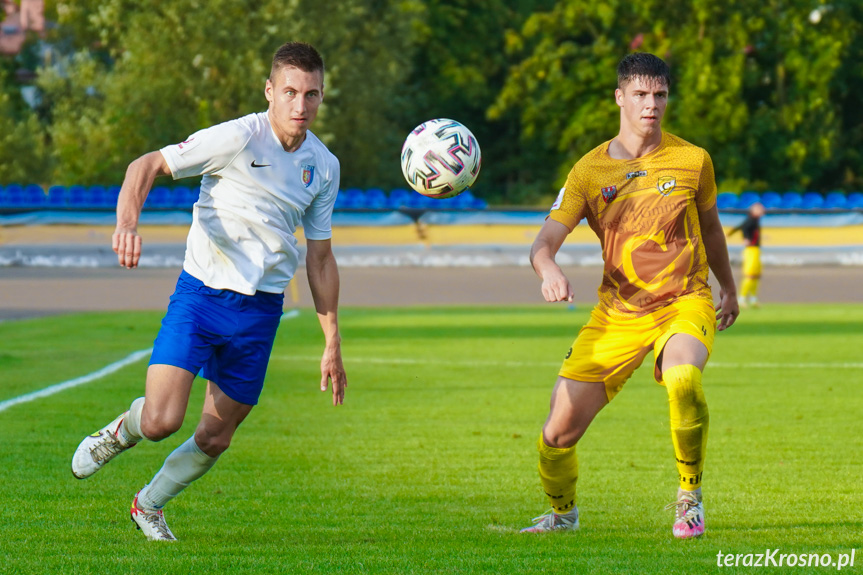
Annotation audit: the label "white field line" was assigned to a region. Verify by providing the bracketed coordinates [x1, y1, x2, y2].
[0, 312, 305, 414]
[273, 355, 863, 370]
[0, 348, 152, 414]
[280, 309, 300, 320]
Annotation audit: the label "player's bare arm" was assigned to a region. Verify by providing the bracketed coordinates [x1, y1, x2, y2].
[113, 151, 172, 269]
[530, 219, 574, 303]
[698, 205, 739, 331]
[305, 238, 347, 405]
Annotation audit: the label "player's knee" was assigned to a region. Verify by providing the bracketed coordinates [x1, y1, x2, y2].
[664, 364, 707, 408]
[542, 425, 583, 449]
[194, 430, 232, 457]
[140, 411, 183, 441]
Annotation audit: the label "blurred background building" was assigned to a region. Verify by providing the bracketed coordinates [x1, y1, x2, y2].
[0, 0, 44, 56]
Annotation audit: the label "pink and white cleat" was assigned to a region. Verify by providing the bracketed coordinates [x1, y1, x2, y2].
[520, 507, 579, 533]
[666, 490, 705, 539]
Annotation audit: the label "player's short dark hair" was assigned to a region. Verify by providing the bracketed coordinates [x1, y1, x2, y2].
[270, 42, 324, 80]
[617, 53, 670, 90]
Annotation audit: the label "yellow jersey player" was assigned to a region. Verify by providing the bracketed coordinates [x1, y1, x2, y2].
[521, 53, 739, 539]
[727, 202, 765, 308]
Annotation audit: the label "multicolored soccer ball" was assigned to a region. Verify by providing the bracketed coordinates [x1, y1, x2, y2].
[400, 118, 482, 199]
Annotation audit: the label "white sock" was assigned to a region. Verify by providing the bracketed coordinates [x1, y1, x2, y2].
[118, 397, 146, 445]
[137, 436, 218, 510]
[678, 486, 703, 502]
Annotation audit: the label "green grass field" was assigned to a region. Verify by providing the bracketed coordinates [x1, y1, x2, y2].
[1, 304, 862, 574]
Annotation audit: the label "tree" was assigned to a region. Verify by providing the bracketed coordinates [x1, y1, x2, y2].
[40, 0, 420, 188]
[0, 51, 47, 185]
[491, 0, 863, 194]
[402, 0, 553, 203]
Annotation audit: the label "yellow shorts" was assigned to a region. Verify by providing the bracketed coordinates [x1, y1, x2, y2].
[559, 298, 716, 400]
[742, 246, 762, 277]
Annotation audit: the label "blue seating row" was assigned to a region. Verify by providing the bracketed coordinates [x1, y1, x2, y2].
[717, 190, 863, 210]
[0, 184, 201, 210]
[0, 184, 488, 211]
[334, 187, 487, 210]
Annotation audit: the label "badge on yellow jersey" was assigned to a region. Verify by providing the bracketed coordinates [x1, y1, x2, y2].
[657, 176, 676, 196]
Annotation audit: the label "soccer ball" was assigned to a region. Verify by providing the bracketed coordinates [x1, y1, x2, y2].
[400, 118, 482, 199]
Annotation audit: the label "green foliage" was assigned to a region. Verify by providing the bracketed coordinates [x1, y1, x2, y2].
[3, 1, 863, 198]
[494, 0, 863, 193]
[1, 305, 862, 573]
[399, 0, 551, 203]
[0, 64, 48, 184]
[34, 0, 423, 188]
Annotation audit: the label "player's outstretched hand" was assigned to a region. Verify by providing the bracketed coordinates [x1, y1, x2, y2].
[541, 269, 574, 303]
[112, 228, 142, 269]
[715, 287, 739, 331]
[320, 346, 347, 406]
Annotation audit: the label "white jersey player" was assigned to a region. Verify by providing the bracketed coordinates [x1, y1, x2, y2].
[71, 42, 347, 541]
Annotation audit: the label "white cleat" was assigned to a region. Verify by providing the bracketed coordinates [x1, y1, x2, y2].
[71, 412, 136, 479]
[131, 492, 176, 541]
[520, 507, 579, 533]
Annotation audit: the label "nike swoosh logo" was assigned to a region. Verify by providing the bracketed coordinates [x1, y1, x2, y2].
[251, 161, 271, 168]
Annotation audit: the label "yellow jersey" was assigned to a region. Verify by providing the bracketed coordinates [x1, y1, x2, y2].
[549, 132, 716, 319]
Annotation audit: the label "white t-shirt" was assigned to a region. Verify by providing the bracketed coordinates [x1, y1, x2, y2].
[160, 112, 340, 295]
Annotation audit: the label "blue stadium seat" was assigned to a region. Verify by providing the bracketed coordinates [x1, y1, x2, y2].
[824, 191, 847, 209]
[48, 185, 68, 207]
[169, 186, 192, 209]
[187, 186, 201, 207]
[737, 191, 760, 210]
[3, 183, 25, 206]
[87, 185, 106, 209]
[780, 191, 802, 210]
[451, 190, 476, 209]
[406, 192, 434, 209]
[386, 188, 412, 210]
[364, 188, 387, 210]
[22, 184, 46, 208]
[68, 185, 88, 207]
[145, 186, 172, 208]
[801, 191, 824, 210]
[760, 191, 782, 209]
[470, 196, 488, 210]
[341, 188, 365, 209]
[106, 185, 121, 207]
[433, 195, 459, 209]
[334, 189, 347, 209]
[847, 192, 863, 209]
[716, 192, 738, 210]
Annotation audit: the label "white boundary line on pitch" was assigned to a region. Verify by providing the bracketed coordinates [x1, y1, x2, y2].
[0, 311, 305, 414]
[0, 348, 153, 414]
[273, 355, 863, 370]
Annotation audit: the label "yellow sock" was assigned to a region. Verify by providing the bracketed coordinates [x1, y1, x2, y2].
[748, 278, 760, 299]
[740, 277, 755, 298]
[663, 365, 708, 490]
[537, 433, 578, 513]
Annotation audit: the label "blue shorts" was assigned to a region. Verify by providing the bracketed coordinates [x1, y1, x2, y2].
[150, 271, 285, 405]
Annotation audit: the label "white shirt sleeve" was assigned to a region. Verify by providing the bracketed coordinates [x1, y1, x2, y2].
[301, 157, 340, 240]
[160, 120, 253, 180]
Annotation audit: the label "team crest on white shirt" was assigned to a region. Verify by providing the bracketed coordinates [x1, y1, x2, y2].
[301, 164, 315, 188]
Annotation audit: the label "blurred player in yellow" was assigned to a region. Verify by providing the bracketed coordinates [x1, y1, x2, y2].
[727, 202, 765, 308]
[521, 53, 739, 538]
